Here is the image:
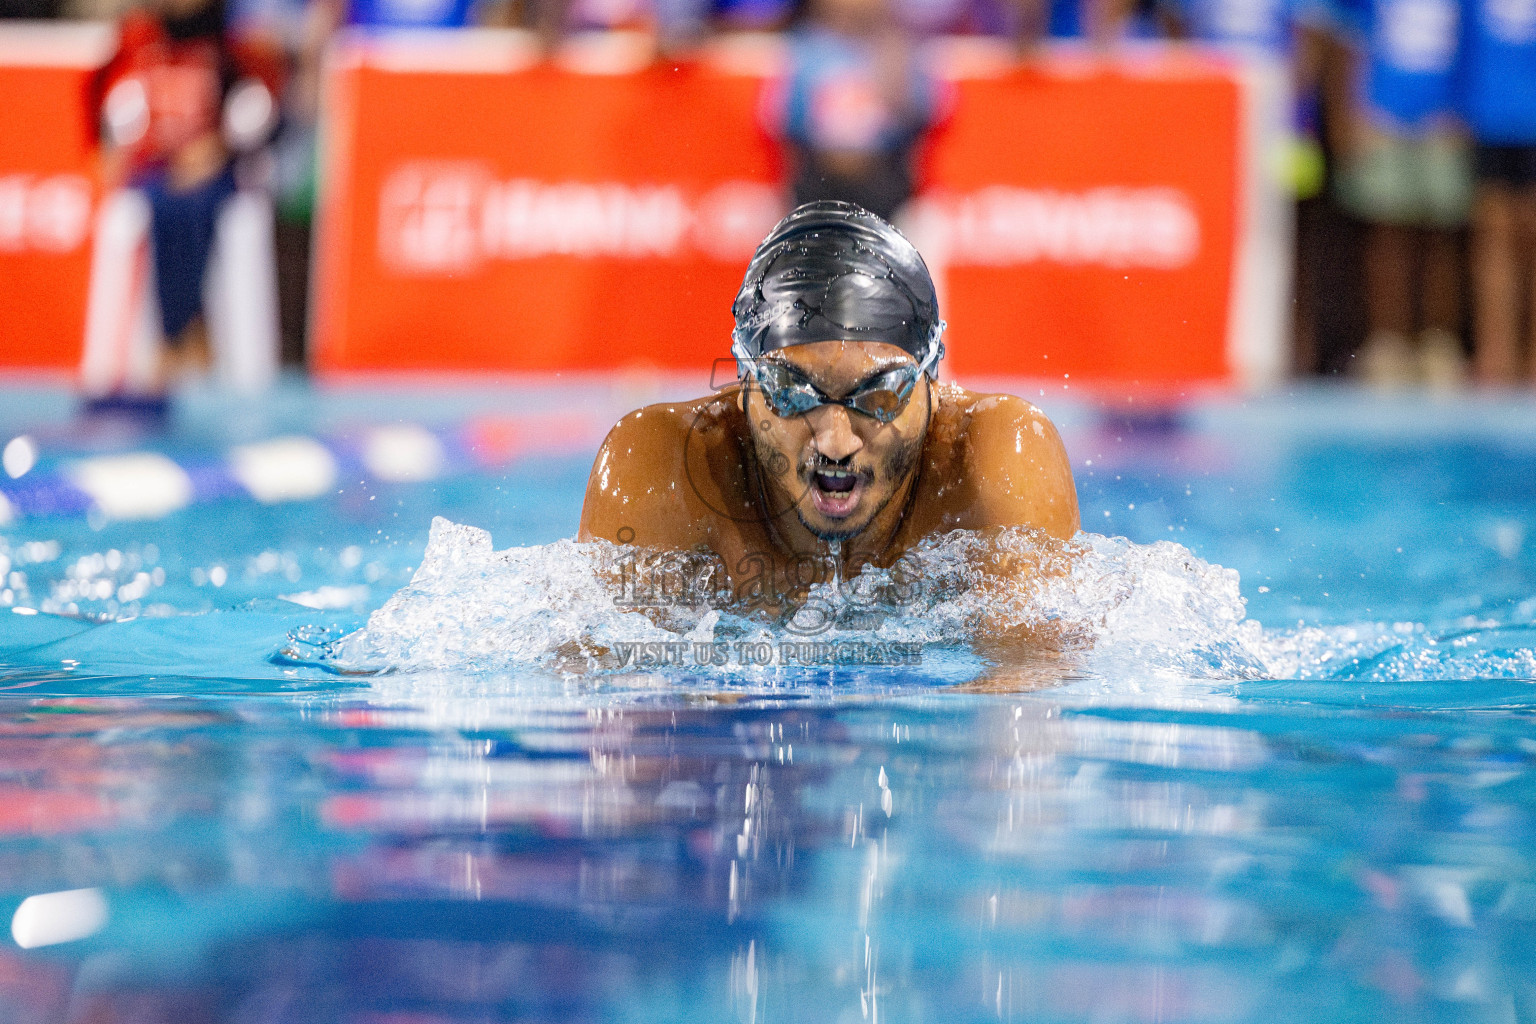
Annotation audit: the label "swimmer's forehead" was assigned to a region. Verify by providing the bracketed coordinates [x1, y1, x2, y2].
[763, 340, 917, 375]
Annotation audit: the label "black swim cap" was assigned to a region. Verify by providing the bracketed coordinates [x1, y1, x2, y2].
[732, 200, 943, 367]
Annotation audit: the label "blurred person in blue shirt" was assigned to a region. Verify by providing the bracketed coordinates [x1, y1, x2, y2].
[1460, 0, 1536, 384]
[1161, 0, 1336, 193]
[339, 0, 477, 26]
[1049, 0, 1165, 41]
[717, 0, 1067, 42]
[766, 0, 937, 222]
[1165, 0, 1293, 51]
[1329, 0, 1469, 386]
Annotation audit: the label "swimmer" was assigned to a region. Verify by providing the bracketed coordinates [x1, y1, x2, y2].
[578, 200, 1079, 611]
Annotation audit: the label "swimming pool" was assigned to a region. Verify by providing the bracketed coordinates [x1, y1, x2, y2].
[0, 378, 1534, 1022]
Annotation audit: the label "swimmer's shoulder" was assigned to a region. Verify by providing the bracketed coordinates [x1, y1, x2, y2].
[577, 391, 746, 547]
[930, 382, 1080, 539]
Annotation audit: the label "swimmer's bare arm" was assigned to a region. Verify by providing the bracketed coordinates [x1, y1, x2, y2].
[963, 394, 1079, 537]
[577, 403, 711, 550]
[953, 394, 1082, 668]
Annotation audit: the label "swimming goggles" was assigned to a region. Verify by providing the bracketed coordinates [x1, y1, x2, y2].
[732, 332, 945, 425]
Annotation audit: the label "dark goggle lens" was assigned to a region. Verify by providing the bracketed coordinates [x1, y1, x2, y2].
[844, 368, 918, 422]
[750, 363, 920, 423]
[753, 365, 821, 417]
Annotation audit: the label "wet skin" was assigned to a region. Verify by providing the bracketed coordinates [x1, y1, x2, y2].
[577, 340, 1080, 605]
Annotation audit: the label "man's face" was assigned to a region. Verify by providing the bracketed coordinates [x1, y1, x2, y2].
[743, 340, 930, 542]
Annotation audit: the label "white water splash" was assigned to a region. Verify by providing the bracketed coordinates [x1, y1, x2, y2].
[326, 518, 1248, 679]
[324, 517, 1536, 686]
[327, 519, 687, 673]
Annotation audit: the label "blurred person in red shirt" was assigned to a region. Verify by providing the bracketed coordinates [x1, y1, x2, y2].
[79, 0, 284, 409]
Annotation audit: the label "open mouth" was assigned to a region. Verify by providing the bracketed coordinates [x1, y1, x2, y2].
[808, 466, 865, 519]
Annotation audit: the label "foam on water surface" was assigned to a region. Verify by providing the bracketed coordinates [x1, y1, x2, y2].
[312, 516, 1536, 692]
[1, 513, 1533, 697]
[5, 384, 1536, 697]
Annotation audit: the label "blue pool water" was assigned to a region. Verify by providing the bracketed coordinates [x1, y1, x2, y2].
[0, 379, 1535, 1022]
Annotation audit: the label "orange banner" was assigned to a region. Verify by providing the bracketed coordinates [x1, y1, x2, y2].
[0, 25, 110, 371]
[914, 47, 1243, 384]
[311, 32, 786, 375]
[313, 33, 1259, 385]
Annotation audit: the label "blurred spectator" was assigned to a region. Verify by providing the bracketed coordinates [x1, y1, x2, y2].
[235, 0, 333, 364]
[341, 0, 475, 27]
[1330, 0, 1469, 387]
[508, 0, 723, 55]
[1160, 0, 1333, 375]
[713, 0, 792, 32]
[78, 0, 283, 405]
[1050, 0, 1160, 44]
[891, 0, 1041, 39]
[1461, 0, 1536, 384]
[308, 0, 517, 40]
[1160, 0, 1328, 193]
[1161, 0, 1292, 50]
[764, 0, 936, 222]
